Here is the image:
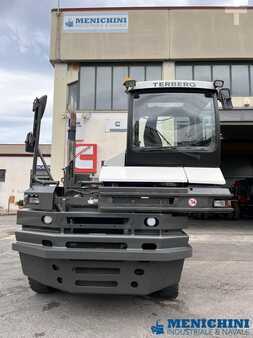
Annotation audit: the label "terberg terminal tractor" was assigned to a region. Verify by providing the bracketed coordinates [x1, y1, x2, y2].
[13, 79, 232, 299]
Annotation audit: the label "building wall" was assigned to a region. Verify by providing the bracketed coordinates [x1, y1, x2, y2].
[0, 157, 50, 211]
[50, 8, 253, 61]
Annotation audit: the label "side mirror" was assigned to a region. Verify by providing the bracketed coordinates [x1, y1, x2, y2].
[25, 132, 35, 153]
[219, 88, 233, 109]
[25, 95, 47, 153]
[33, 95, 47, 119]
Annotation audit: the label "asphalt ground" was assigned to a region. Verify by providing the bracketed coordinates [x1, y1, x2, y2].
[0, 215, 252, 338]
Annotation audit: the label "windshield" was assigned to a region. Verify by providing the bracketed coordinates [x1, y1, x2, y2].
[132, 92, 216, 151]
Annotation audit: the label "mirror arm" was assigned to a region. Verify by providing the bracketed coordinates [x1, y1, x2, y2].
[28, 95, 58, 186]
[37, 148, 54, 181]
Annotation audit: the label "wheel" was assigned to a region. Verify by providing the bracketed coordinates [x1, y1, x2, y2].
[150, 284, 179, 300]
[28, 278, 55, 294]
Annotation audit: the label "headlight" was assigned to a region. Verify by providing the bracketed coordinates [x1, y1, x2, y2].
[214, 200, 231, 208]
[28, 196, 40, 205]
[145, 217, 159, 227]
[42, 215, 53, 224]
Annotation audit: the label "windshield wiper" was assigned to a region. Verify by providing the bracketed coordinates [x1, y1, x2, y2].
[146, 126, 172, 146]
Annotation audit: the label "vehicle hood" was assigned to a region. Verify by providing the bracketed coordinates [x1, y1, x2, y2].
[99, 166, 225, 185]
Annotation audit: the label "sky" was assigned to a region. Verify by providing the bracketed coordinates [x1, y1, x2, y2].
[0, 0, 251, 144]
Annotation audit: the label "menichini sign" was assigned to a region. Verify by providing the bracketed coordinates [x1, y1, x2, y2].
[63, 13, 128, 32]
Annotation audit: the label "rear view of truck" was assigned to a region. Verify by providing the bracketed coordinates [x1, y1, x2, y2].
[13, 79, 232, 298]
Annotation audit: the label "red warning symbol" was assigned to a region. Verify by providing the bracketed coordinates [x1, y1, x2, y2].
[74, 143, 97, 173]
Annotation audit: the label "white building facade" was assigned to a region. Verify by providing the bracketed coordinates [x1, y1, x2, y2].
[0, 145, 50, 212]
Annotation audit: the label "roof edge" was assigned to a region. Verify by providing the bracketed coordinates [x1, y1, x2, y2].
[51, 6, 253, 12]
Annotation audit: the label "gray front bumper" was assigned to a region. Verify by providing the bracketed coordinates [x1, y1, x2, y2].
[13, 209, 192, 295]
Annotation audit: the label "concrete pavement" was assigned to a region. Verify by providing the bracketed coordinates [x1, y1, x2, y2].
[0, 215, 252, 338]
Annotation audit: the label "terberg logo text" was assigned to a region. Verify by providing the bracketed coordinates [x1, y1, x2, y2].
[152, 81, 197, 88]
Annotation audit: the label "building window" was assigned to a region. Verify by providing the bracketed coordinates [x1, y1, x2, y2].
[176, 62, 253, 97]
[80, 66, 96, 110]
[231, 65, 249, 96]
[79, 63, 162, 110]
[0, 169, 6, 182]
[194, 65, 211, 82]
[67, 81, 78, 111]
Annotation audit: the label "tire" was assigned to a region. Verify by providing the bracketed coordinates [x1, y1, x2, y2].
[150, 284, 179, 300]
[28, 278, 55, 294]
[233, 204, 240, 220]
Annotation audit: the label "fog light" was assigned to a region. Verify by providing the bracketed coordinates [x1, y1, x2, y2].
[42, 215, 53, 224]
[145, 217, 158, 227]
[214, 200, 231, 208]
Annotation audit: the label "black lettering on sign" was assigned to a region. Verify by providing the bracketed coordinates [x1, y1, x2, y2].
[153, 81, 197, 88]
